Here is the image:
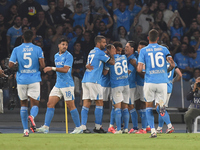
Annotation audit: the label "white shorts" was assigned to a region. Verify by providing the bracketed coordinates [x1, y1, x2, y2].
[129, 88, 137, 105]
[74, 76, 82, 94]
[49, 86, 75, 101]
[135, 85, 145, 102]
[112, 85, 129, 104]
[144, 83, 167, 105]
[165, 93, 171, 107]
[82, 83, 103, 100]
[17, 82, 40, 101]
[102, 87, 111, 101]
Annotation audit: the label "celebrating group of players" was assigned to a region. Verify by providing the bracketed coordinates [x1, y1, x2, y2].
[9, 29, 182, 138]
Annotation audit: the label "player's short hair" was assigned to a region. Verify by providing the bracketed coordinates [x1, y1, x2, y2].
[113, 41, 123, 49]
[58, 38, 68, 44]
[139, 40, 148, 46]
[127, 41, 136, 49]
[23, 30, 33, 42]
[106, 44, 114, 50]
[161, 44, 169, 49]
[94, 35, 106, 45]
[148, 29, 159, 42]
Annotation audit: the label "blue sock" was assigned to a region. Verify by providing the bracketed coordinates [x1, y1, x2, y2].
[95, 106, 103, 125]
[30, 105, 39, 118]
[81, 106, 89, 126]
[115, 108, 122, 131]
[101, 107, 104, 125]
[138, 109, 147, 129]
[44, 107, 55, 127]
[158, 114, 164, 128]
[20, 106, 28, 130]
[122, 108, 129, 129]
[130, 108, 138, 129]
[110, 106, 115, 125]
[146, 107, 155, 129]
[156, 105, 171, 125]
[121, 109, 124, 126]
[70, 108, 81, 127]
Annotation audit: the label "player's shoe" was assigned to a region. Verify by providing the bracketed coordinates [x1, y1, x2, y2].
[156, 129, 163, 134]
[83, 128, 91, 133]
[128, 128, 138, 134]
[135, 129, 147, 134]
[23, 131, 29, 137]
[114, 130, 122, 134]
[166, 126, 174, 134]
[93, 127, 107, 133]
[28, 116, 36, 133]
[36, 125, 49, 133]
[146, 126, 151, 132]
[122, 129, 128, 134]
[108, 127, 116, 134]
[149, 132, 157, 138]
[70, 127, 83, 134]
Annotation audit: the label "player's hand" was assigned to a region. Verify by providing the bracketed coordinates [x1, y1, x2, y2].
[86, 64, 94, 70]
[0, 69, 4, 75]
[43, 67, 52, 73]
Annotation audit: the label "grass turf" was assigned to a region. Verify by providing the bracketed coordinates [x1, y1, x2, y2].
[0, 133, 200, 150]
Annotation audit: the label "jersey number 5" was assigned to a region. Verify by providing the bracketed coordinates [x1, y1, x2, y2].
[148, 52, 164, 68]
[23, 53, 32, 68]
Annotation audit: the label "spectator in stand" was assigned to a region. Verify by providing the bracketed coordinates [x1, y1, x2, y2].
[189, 68, 200, 85]
[0, 23, 7, 61]
[18, 0, 43, 24]
[167, 0, 179, 12]
[129, 24, 147, 44]
[81, 30, 95, 58]
[97, 21, 110, 36]
[158, 0, 174, 25]
[129, 0, 142, 26]
[78, 0, 90, 13]
[63, 21, 74, 42]
[0, 13, 9, 30]
[169, 36, 181, 57]
[14, 25, 29, 47]
[179, 0, 198, 28]
[6, 15, 22, 56]
[45, 0, 63, 26]
[21, 17, 30, 27]
[154, 10, 168, 32]
[64, 0, 76, 12]
[6, 4, 18, 27]
[116, 26, 129, 48]
[55, 0, 73, 24]
[34, 0, 49, 11]
[112, 0, 134, 33]
[148, 0, 158, 17]
[190, 29, 200, 53]
[174, 42, 193, 81]
[186, 19, 199, 39]
[49, 25, 66, 65]
[70, 3, 86, 27]
[167, 11, 186, 40]
[31, 10, 51, 38]
[0, 0, 13, 19]
[30, 26, 43, 46]
[189, 50, 200, 69]
[196, 14, 200, 29]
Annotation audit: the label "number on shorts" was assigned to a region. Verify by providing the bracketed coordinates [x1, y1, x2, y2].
[148, 52, 164, 68]
[65, 91, 71, 98]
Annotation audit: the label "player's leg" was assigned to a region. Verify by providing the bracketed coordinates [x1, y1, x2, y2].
[81, 83, 91, 133]
[17, 84, 29, 137]
[28, 82, 40, 133]
[144, 83, 157, 138]
[36, 87, 61, 133]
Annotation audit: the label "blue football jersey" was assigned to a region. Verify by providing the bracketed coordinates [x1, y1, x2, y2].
[138, 43, 170, 84]
[105, 54, 129, 88]
[9, 43, 43, 84]
[54, 51, 74, 88]
[127, 54, 137, 88]
[167, 62, 177, 93]
[82, 47, 110, 83]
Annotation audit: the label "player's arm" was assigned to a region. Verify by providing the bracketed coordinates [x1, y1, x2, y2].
[167, 56, 175, 72]
[129, 58, 137, 69]
[43, 65, 70, 73]
[39, 58, 45, 69]
[103, 69, 109, 75]
[172, 67, 182, 83]
[107, 46, 116, 65]
[85, 63, 94, 70]
[137, 63, 143, 73]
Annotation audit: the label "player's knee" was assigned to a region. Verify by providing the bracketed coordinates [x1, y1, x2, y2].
[95, 100, 103, 106]
[47, 101, 54, 108]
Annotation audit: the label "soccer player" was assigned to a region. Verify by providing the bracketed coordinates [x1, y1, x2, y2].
[124, 41, 139, 133]
[36, 38, 82, 134]
[9, 30, 45, 137]
[104, 44, 129, 134]
[137, 29, 175, 138]
[81, 35, 115, 133]
[156, 44, 182, 134]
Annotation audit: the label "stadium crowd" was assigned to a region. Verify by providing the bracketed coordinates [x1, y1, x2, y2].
[0, 0, 200, 135]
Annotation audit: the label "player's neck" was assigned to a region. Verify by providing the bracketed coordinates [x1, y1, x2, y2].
[149, 41, 157, 44]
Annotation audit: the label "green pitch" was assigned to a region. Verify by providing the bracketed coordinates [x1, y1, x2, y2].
[0, 133, 200, 150]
